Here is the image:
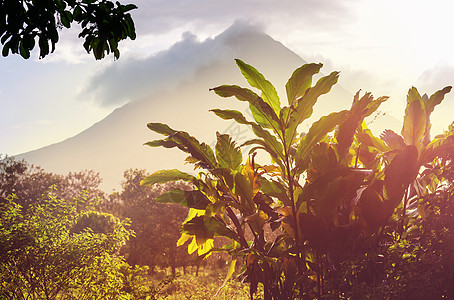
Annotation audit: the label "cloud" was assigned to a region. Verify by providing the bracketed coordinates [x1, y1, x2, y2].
[79, 21, 265, 107]
[78, 0, 361, 107]
[417, 64, 454, 94]
[416, 64, 454, 133]
[131, 0, 357, 35]
[38, 0, 358, 64]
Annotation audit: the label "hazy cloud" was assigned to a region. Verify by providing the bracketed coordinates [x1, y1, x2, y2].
[131, 0, 357, 35]
[417, 64, 454, 93]
[415, 64, 454, 133]
[41, 0, 359, 64]
[79, 21, 264, 107]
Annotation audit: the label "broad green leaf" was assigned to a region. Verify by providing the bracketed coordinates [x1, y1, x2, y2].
[336, 92, 387, 158]
[155, 189, 211, 210]
[242, 139, 281, 164]
[420, 124, 454, 165]
[215, 133, 242, 170]
[294, 71, 339, 123]
[260, 178, 290, 205]
[177, 232, 191, 247]
[197, 239, 214, 256]
[140, 169, 195, 186]
[401, 88, 426, 149]
[279, 106, 294, 126]
[307, 143, 338, 181]
[250, 124, 285, 162]
[211, 109, 284, 163]
[357, 122, 389, 153]
[294, 110, 348, 175]
[170, 131, 218, 170]
[426, 86, 451, 114]
[285, 63, 323, 105]
[204, 216, 240, 242]
[421, 86, 452, 146]
[180, 215, 214, 246]
[380, 130, 405, 151]
[235, 59, 281, 114]
[187, 237, 198, 254]
[358, 183, 389, 229]
[244, 210, 269, 233]
[233, 172, 255, 210]
[384, 145, 419, 206]
[211, 85, 281, 131]
[210, 85, 258, 102]
[356, 123, 390, 169]
[144, 139, 179, 148]
[286, 71, 339, 147]
[147, 122, 177, 136]
[210, 109, 250, 125]
[248, 99, 281, 131]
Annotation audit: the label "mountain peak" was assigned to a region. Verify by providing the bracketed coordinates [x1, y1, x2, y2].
[19, 23, 349, 192]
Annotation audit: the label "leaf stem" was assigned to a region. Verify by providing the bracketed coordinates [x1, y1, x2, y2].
[226, 207, 248, 248]
[399, 186, 410, 239]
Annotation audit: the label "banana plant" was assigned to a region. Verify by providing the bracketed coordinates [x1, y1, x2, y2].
[141, 59, 397, 299]
[354, 86, 453, 237]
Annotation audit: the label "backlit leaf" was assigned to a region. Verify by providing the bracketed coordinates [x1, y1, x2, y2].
[286, 71, 339, 147]
[155, 189, 211, 210]
[170, 131, 218, 170]
[215, 133, 242, 170]
[233, 172, 255, 210]
[235, 59, 281, 114]
[147, 122, 177, 136]
[401, 87, 426, 149]
[336, 92, 388, 158]
[294, 110, 348, 175]
[210, 109, 250, 125]
[384, 145, 419, 206]
[380, 130, 405, 151]
[285, 63, 323, 105]
[140, 169, 195, 186]
[422, 86, 452, 146]
[211, 85, 281, 130]
[426, 86, 451, 114]
[210, 85, 258, 102]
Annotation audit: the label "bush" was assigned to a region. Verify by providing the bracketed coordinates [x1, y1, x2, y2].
[0, 192, 151, 299]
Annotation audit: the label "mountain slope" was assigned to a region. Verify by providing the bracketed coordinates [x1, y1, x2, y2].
[19, 23, 362, 191]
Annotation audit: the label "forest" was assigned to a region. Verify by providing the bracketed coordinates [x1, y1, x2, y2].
[2, 60, 454, 299]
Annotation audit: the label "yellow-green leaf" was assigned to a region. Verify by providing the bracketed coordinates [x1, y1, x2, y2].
[140, 169, 195, 186]
[235, 59, 281, 114]
[285, 63, 323, 105]
[155, 189, 211, 210]
[401, 88, 426, 149]
[215, 133, 242, 170]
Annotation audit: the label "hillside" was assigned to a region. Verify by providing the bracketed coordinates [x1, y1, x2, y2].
[19, 23, 394, 191]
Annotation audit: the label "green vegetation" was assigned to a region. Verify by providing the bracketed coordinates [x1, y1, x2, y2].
[104, 168, 195, 274]
[0, 0, 137, 59]
[0, 158, 230, 298]
[0, 192, 149, 299]
[2, 59, 454, 299]
[143, 60, 454, 299]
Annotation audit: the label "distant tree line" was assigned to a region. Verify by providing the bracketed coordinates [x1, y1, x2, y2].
[0, 155, 198, 298]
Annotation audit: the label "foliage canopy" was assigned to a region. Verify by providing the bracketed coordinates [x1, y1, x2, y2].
[0, 192, 150, 299]
[143, 59, 454, 298]
[0, 0, 137, 59]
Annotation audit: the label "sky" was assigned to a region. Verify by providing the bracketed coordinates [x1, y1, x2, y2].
[2, 0, 454, 156]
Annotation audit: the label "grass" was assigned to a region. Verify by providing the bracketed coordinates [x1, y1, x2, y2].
[149, 265, 253, 299]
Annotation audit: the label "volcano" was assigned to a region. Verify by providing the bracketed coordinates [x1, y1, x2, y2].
[19, 22, 394, 191]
